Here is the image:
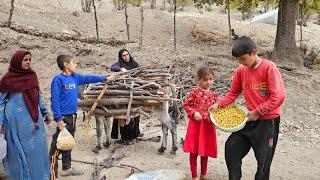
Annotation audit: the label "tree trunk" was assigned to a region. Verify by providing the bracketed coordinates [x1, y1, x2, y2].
[173, 0, 177, 52]
[7, 0, 15, 28]
[151, 0, 156, 9]
[272, 0, 304, 70]
[317, 13, 320, 25]
[139, 6, 144, 49]
[93, 0, 99, 42]
[124, 1, 130, 41]
[82, 0, 92, 13]
[297, 1, 308, 27]
[160, 0, 165, 10]
[226, 0, 232, 45]
[263, 0, 271, 13]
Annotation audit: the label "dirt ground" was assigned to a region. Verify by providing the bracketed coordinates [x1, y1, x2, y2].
[1, 0, 320, 179]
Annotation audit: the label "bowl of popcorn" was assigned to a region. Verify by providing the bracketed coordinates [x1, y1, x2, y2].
[210, 104, 248, 132]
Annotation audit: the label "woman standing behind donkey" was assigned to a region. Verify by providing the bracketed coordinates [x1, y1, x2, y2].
[110, 49, 143, 145]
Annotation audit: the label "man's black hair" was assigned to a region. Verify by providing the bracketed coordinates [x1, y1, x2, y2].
[232, 36, 257, 58]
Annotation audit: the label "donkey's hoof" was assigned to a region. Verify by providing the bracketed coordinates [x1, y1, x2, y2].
[170, 150, 176, 155]
[170, 147, 178, 155]
[103, 142, 111, 148]
[158, 147, 166, 154]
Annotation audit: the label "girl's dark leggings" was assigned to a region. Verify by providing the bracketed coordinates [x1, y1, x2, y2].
[225, 117, 280, 180]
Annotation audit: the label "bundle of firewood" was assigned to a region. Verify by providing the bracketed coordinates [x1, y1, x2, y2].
[78, 62, 235, 122]
[78, 64, 178, 120]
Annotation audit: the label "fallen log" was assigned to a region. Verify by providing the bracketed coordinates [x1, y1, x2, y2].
[78, 98, 162, 107]
[84, 89, 162, 96]
[80, 106, 150, 117]
[83, 95, 179, 101]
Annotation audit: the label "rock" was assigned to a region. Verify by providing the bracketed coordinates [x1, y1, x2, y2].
[72, 11, 80, 17]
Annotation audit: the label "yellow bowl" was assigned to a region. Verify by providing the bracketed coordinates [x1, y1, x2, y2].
[210, 104, 248, 133]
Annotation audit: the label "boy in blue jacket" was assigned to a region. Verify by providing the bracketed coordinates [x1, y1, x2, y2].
[49, 54, 114, 179]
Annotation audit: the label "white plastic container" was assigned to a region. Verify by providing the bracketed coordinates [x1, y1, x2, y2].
[0, 134, 7, 159]
[44, 121, 57, 136]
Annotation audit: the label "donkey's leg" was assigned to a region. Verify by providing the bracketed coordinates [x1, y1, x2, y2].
[170, 122, 178, 154]
[95, 116, 102, 147]
[158, 124, 168, 154]
[103, 116, 113, 148]
[92, 116, 103, 153]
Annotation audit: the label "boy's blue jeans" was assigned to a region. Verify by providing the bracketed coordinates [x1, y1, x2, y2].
[225, 117, 280, 180]
[49, 114, 77, 178]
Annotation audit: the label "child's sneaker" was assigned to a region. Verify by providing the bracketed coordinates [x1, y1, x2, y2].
[61, 167, 84, 176]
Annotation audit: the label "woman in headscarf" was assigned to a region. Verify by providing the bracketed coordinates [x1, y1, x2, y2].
[0, 50, 51, 180]
[111, 49, 142, 145]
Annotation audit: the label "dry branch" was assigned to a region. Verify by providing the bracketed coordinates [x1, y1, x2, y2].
[126, 81, 134, 124]
[81, 107, 144, 117]
[78, 98, 161, 107]
[84, 89, 162, 96]
[83, 95, 178, 102]
[190, 25, 228, 45]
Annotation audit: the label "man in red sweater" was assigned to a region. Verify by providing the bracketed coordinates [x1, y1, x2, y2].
[211, 36, 286, 180]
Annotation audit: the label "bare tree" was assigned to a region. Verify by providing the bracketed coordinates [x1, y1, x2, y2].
[124, 1, 130, 41]
[113, 0, 125, 10]
[151, 0, 156, 9]
[93, 0, 99, 42]
[139, 6, 144, 49]
[173, 0, 177, 51]
[82, 0, 93, 13]
[226, 0, 232, 45]
[273, 0, 304, 69]
[7, 0, 15, 28]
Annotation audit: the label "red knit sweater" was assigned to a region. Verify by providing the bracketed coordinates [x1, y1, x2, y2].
[219, 59, 286, 120]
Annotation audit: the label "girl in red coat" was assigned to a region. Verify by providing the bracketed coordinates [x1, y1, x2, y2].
[183, 66, 218, 180]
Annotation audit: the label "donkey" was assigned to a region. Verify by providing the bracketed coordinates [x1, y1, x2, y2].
[156, 86, 179, 154]
[78, 85, 180, 155]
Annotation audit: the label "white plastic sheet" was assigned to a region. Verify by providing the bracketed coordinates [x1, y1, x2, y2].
[125, 169, 186, 180]
[251, 9, 278, 25]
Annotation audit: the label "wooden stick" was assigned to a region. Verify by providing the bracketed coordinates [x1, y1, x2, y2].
[118, 163, 143, 172]
[78, 98, 161, 106]
[136, 82, 162, 89]
[86, 84, 108, 124]
[84, 95, 179, 101]
[80, 107, 145, 117]
[84, 89, 162, 96]
[126, 81, 134, 124]
[139, 73, 171, 77]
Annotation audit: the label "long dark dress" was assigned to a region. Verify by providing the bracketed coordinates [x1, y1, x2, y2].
[111, 116, 140, 140]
